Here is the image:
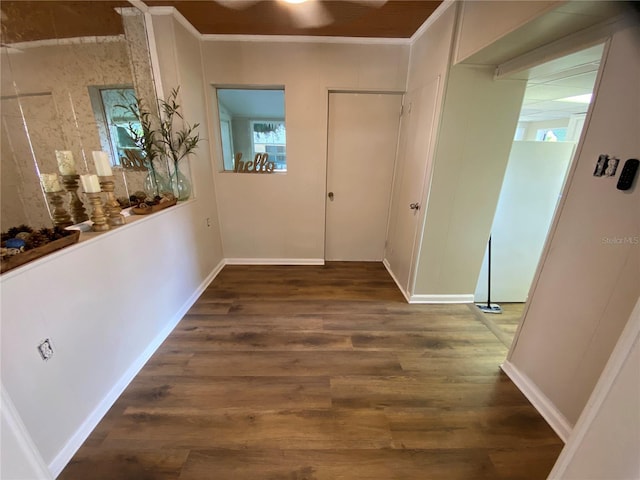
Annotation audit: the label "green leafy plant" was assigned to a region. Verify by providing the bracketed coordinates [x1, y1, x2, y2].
[117, 87, 200, 199]
[116, 95, 161, 168]
[157, 87, 201, 175]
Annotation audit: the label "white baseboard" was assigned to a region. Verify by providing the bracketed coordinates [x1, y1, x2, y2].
[1, 387, 53, 479]
[410, 294, 475, 304]
[501, 360, 571, 443]
[382, 259, 410, 302]
[225, 258, 325, 265]
[48, 259, 226, 477]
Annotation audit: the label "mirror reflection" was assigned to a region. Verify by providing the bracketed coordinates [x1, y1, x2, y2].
[0, 1, 159, 231]
[216, 88, 287, 172]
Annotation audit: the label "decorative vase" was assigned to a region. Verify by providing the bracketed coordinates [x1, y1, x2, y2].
[170, 169, 191, 201]
[143, 170, 169, 198]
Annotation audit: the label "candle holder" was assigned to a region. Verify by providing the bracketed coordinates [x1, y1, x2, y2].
[99, 176, 125, 227]
[45, 191, 73, 228]
[85, 192, 110, 232]
[61, 174, 89, 224]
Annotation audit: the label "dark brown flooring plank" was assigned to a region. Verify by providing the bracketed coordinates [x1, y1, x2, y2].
[59, 263, 562, 480]
[178, 448, 499, 480]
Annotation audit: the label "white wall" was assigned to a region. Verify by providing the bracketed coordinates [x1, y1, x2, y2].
[0, 13, 225, 477]
[200, 39, 409, 261]
[454, 0, 561, 64]
[549, 296, 640, 479]
[508, 23, 640, 427]
[0, 203, 223, 475]
[384, 4, 457, 296]
[412, 64, 526, 298]
[474, 141, 575, 302]
[1, 388, 52, 479]
[151, 14, 224, 263]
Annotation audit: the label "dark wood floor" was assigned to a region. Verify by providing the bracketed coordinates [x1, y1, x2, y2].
[59, 263, 562, 479]
[475, 303, 525, 348]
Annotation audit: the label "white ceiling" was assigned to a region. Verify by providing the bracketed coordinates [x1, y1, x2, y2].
[519, 44, 604, 123]
[217, 89, 285, 119]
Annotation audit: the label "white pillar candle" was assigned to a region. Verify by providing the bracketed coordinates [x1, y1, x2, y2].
[55, 150, 77, 175]
[80, 174, 101, 193]
[40, 173, 62, 192]
[92, 151, 113, 177]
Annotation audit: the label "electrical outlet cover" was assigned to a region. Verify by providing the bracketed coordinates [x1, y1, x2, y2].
[37, 339, 54, 360]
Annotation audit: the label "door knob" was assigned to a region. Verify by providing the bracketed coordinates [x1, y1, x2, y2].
[409, 202, 420, 210]
[328, 192, 334, 200]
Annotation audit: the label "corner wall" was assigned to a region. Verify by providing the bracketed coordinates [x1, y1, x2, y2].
[200, 39, 409, 261]
[412, 64, 526, 297]
[507, 23, 640, 427]
[0, 13, 225, 477]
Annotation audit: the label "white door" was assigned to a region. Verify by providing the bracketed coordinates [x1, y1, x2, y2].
[325, 92, 402, 261]
[385, 77, 440, 292]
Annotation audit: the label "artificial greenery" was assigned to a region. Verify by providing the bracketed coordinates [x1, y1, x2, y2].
[116, 95, 161, 169]
[117, 87, 200, 194]
[158, 87, 201, 174]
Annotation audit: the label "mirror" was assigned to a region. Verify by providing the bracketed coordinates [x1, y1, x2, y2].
[216, 88, 287, 172]
[0, 1, 161, 231]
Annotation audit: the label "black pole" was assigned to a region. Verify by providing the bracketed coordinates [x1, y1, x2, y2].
[477, 235, 501, 314]
[486, 235, 492, 308]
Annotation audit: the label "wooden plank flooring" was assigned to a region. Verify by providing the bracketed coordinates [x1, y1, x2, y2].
[59, 263, 562, 479]
[475, 303, 525, 347]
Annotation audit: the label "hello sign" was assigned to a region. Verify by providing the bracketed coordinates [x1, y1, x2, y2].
[234, 152, 276, 174]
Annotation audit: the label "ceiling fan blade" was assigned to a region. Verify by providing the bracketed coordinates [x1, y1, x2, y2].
[215, 0, 261, 10]
[283, 0, 333, 29]
[349, 0, 387, 6]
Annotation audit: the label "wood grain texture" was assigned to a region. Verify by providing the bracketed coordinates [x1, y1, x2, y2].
[59, 263, 562, 479]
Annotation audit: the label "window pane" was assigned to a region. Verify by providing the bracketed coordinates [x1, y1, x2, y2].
[216, 88, 286, 172]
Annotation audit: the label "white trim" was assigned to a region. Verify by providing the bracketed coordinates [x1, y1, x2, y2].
[409, 0, 456, 45]
[143, 11, 165, 102]
[202, 34, 409, 45]
[147, 6, 202, 40]
[117, 6, 144, 16]
[48, 259, 225, 477]
[548, 296, 640, 478]
[126, 0, 148, 13]
[383, 258, 410, 303]
[145, 5, 409, 45]
[409, 294, 474, 304]
[4, 35, 125, 51]
[1, 387, 52, 479]
[501, 360, 572, 443]
[225, 258, 324, 266]
[494, 18, 618, 79]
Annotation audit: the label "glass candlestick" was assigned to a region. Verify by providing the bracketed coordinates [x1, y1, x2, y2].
[99, 176, 125, 227]
[61, 174, 89, 224]
[85, 192, 110, 232]
[45, 191, 73, 228]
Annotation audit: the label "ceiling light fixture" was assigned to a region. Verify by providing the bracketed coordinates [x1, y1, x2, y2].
[555, 93, 593, 104]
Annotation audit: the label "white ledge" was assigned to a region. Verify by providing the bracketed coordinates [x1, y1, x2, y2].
[0, 199, 196, 282]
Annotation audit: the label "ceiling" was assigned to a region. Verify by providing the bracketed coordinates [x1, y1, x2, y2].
[143, 1, 442, 38]
[218, 88, 285, 118]
[1, 0, 443, 44]
[518, 44, 605, 123]
[0, 1, 129, 44]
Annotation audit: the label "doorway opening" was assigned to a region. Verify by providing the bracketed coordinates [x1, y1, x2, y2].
[474, 43, 606, 347]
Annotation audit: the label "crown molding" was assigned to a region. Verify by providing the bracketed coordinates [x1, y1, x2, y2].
[410, 0, 456, 44]
[142, 4, 414, 45]
[2, 35, 125, 51]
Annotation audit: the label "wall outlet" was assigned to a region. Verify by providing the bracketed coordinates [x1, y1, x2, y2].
[37, 339, 54, 361]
